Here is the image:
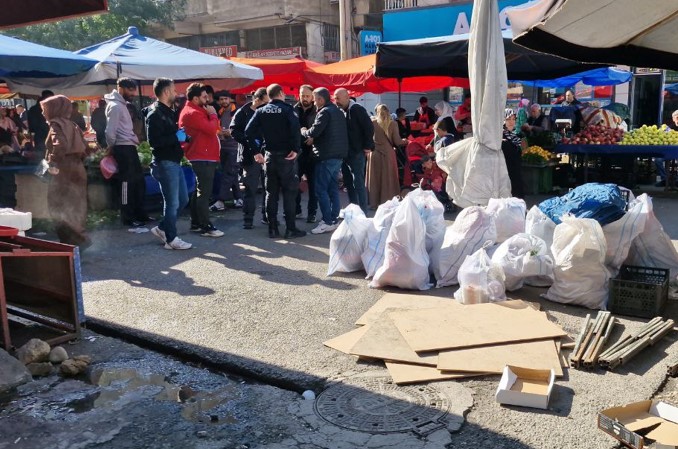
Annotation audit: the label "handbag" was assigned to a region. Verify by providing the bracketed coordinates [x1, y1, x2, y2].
[99, 155, 118, 180]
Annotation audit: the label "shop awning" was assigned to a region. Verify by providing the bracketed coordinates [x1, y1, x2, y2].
[228, 57, 323, 94]
[0, 34, 97, 78]
[2, 0, 108, 29]
[507, 0, 678, 70]
[375, 30, 606, 81]
[304, 54, 469, 94]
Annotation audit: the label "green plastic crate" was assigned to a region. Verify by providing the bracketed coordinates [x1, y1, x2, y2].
[608, 265, 669, 318]
[522, 163, 554, 195]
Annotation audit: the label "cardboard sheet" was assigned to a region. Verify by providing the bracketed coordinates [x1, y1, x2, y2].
[355, 293, 457, 326]
[350, 309, 438, 366]
[438, 340, 564, 376]
[390, 303, 566, 352]
[323, 325, 370, 355]
[385, 361, 487, 385]
[599, 400, 678, 447]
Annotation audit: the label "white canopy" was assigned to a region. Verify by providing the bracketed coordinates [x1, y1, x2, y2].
[435, 0, 511, 207]
[507, 0, 678, 69]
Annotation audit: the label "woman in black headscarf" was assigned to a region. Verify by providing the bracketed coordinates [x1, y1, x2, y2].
[41, 95, 90, 248]
[501, 108, 524, 198]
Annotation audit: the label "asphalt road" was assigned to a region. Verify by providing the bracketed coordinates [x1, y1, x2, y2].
[74, 193, 678, 448]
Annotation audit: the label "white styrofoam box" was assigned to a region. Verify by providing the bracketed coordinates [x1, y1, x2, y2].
[0, 208, 32, 231]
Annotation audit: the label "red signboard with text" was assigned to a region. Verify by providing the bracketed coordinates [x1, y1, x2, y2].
[199, 45, 238, 58]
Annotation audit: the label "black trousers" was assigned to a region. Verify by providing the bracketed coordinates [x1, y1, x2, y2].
[295, 153, 317, 216]
[112, 145, 147, 223]
[242, 162, 262, 225]
[501, 141, 524, 198]
[265, 154, 299, 229]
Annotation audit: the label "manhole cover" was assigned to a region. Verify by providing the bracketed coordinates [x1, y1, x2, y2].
[314, 376, 450, 435]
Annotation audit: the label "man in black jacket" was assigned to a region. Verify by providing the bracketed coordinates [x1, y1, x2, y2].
[27, 90, 53, 158]
[245, 84, 306, 239]
[294, 85, 318, 223]
[145, 78, 192, 250]
[301, 87, 349, 235]
[230, 87, 269, 229]
[334, 88, 374, 213]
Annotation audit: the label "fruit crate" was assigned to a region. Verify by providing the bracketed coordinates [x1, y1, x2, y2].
[608, 265, 669, 318]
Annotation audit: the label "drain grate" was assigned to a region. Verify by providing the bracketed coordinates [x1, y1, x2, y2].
[313, 376, 450, 435]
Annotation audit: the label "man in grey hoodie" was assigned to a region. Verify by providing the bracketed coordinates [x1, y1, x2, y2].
[105, 78, 150, 227]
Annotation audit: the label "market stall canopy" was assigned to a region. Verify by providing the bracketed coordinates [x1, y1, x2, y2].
[507, 0, 678, 70]
[6, 26, 263, 97]
[0, 34, 97, 78]
[515, 67, 633, 88]
[304, 54, 469, 94]
[375, 30, 606, 81]
[2, 0, 108, 29]
[228, 57, 323, 94]
[435, 0, 511, 207]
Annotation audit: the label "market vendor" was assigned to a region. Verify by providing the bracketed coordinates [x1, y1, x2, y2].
[454, 93, 472, 137]
[521, 104, 550, 136]
[413, 96, 436, 128]
[501, 109, 525, 198]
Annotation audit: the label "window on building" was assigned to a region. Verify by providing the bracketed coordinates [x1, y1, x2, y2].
[166, 35, 202, 51]
[200, 31, 239, 47]
[322, 23, 339, 52]
[244, 24, 307, 50]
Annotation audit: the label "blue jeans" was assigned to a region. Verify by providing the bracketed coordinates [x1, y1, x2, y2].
[315, 158, 342, 224]
[655, 158, 667, 181]
[342, 152, 367, 213]
[151, 160, 188, 243]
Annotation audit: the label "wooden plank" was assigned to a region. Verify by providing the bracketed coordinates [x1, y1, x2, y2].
[437, 339, 563, 377]
[385, 361, 488, 385]
[355, 293, 457, 326]
[350, 309, 438, 366]
[390, 303, 566, 352]
[323, 326, 370, 355]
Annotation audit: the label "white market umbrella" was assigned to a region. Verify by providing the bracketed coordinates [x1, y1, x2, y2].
[435, 0, 511, 207]
[6, 26, 263, 97]
[507, 0, 678, 69]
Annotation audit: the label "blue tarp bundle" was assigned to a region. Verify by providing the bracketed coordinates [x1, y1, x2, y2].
[539, 183, 626, 226]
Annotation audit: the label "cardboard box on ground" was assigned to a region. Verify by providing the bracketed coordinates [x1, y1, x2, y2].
[599, 400, 678, 449]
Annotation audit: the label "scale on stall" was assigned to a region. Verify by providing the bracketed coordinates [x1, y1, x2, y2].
[0, 226, 83, 350]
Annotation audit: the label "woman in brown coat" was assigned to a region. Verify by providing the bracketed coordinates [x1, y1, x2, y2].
[367, 104, 402, 208]
[42, 95, 90, 248]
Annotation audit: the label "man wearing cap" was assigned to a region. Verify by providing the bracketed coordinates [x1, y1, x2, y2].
[105, 78, 151, 227]
[413, 96, 436, 128]
[301, 87, 349, 235]
[211, 90, 243, 211]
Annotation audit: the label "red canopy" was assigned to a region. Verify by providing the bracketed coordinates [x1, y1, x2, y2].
[2, 0, 108, 29]
[303, 54, 469, 94]
[228, 57, 323, 94]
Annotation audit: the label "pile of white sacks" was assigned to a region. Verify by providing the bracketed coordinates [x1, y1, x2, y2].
[327, 188, 678, 310]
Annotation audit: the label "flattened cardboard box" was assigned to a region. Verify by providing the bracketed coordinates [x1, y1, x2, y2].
[495, 365, 554, 410]
[598, 400, 678, 449]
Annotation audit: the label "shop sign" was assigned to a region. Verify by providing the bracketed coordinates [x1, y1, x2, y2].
[199, 45, 238, 57]
[324, 51, 340, 63]
[634, 67, 662, 75]
[359, 30, 382, 56]
[241, 47, 303, 59]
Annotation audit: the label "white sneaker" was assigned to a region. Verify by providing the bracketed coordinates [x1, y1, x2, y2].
[150, 226, 166, 243]
[311, 221, 339, 235]
[209, 200, 225, 212]
[234, 199, 244, 208]
[164, 237, 192, 250]
[200, 226, 224, 238]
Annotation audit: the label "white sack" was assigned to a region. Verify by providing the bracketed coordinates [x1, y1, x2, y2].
[625, 194, 678, 279]
[525, 205, 557, 254]
[361, 197, 400, 279]
[544, 216, 610, 309]
[602, 193, 649, 277]
[485, 197, 527, 243]
[434, 206, 497, 287]
[491, 233, 554, 291]
[454, 248, 506, 304]
[327, 205, 372, 275]
[370, 197, 431, 290]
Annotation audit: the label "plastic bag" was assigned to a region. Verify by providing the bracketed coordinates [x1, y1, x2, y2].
[544, 216, 610, 309]
[362, 197, 400, 279]
[406, 188, 446, 253]
[434, 206, 496, 287]
[327, 204, 372, 275]
[525, 205, 556, 255]
[454, 248, 506, 304]
[491, 233, 554, 291]
[625, 194, 678, 279]
[485, 197, 526, 243]
[370, 197, 431, 290]
[602, 193, 649, 277]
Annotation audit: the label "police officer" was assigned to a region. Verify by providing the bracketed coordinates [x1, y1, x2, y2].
[245, 84, 306, 239]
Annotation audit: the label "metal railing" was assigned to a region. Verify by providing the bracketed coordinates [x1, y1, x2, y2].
[384, 0, 418, 11]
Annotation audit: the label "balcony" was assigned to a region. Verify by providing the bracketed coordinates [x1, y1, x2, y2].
[384, 0, 450, 10]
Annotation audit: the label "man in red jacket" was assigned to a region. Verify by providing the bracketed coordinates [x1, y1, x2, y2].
[178, 83, 224, 238]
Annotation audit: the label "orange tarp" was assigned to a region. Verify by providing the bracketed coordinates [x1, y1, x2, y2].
[304, 54, 469, 94]
[228, 57, 323, 94]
